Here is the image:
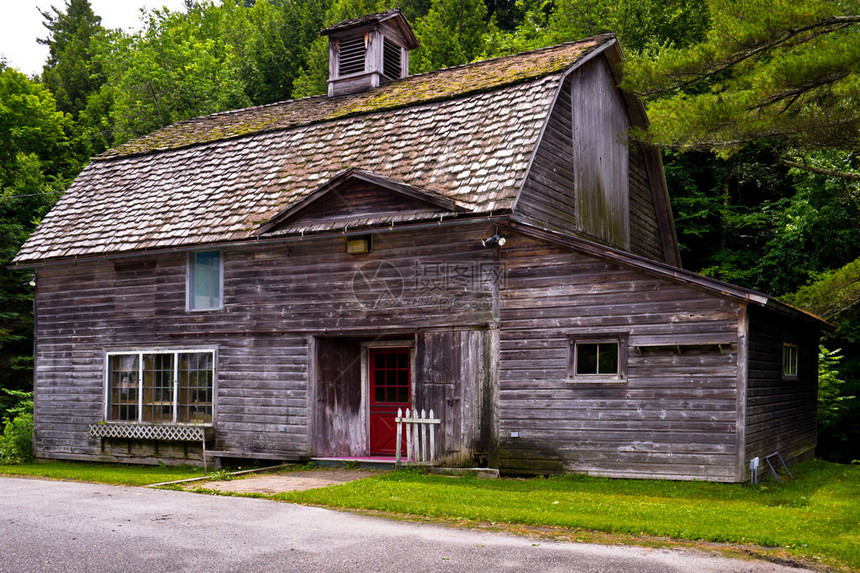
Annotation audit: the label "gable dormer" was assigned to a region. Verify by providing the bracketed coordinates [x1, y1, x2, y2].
[255, 169, 465, 237]
[321, 9, 419, 97]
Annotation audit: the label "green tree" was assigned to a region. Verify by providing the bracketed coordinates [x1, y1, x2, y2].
[549, 0, 709, 51]
[39, 0, 107, 119]
[0, 65, 83, 411]
[243, 0, 331, 104]
[757, 155, 860, 294]
[818, 346, 853, 426]
[814, 343, 859, 462]
[483, 0, 709, 58]
[101, 4, 252, 144]
[411, 0, 489, 73]
[622, 0, 860, 170]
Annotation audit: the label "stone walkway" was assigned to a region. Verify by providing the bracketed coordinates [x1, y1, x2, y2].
[195, 468, 387, 494]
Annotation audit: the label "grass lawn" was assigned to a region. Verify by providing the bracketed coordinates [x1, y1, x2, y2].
[3, 459, 857, 569]
[272, 460, 860, 570]
[0, 461, 204, 486]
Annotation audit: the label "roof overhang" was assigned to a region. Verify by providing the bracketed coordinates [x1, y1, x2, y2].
[254, 168, 467, 236]
[502, 217, 832, 329]
[320, 9, 419, 49]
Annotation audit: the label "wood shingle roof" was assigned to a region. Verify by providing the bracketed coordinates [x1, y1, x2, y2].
[15, 36, 613, 264]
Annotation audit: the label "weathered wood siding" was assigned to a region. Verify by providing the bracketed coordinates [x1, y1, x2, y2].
[745, 306, 819, 470]
[571, 57, 629, 250]
[516, 57, 668, 262]
[32, 223, 498, 464]
[280, 180, 445, 229]
[497, 232, 744, 481]
[516, 79, 576, 231]
[627, 144, 663, 261]
[415, 329, 497, 466]
[33, 215, 814, 478]
[313, 337, 364, 457]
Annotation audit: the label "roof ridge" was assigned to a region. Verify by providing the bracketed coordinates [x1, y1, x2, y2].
[158, 35, 614, 122]
[407, 34, 615, 78]
[95, 35, 613, 161]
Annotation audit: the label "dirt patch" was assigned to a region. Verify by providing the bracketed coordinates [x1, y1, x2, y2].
[195, 468, 387, 494]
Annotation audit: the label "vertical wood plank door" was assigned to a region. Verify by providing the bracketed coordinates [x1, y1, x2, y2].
[369, 348, 411, 456]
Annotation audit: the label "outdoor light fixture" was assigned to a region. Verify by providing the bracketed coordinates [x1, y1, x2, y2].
[346, 234, 372, 254]
[481, 234, 506, 247]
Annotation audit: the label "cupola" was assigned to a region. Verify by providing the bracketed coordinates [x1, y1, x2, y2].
[320, 9, 419, 97]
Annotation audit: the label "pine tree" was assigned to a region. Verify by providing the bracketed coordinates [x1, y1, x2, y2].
[411, 0, 489, 73]
[38, 0, 107, 119]
[622, 0, 860, 172]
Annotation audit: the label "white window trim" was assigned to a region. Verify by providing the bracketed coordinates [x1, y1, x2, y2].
[783, 342, 799, 378]
[103, 347, 217, 425]
[186, 249, 224, 312]
[568, 334, 628, 383]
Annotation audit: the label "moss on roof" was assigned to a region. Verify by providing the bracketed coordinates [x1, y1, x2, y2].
[98, 36, 612, 161]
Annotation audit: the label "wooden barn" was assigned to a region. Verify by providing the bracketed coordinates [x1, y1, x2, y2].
[14, 10, 826, 482]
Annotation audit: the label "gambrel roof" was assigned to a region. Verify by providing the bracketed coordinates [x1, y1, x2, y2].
[14, 36, 615, 264]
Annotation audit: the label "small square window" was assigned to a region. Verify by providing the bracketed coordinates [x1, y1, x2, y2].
[188, 250, 222, 311]
[569, 335, 627, 382]
[783, 343, 799, 377]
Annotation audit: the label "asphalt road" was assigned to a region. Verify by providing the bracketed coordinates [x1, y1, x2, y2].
[0, 476, 812, 573]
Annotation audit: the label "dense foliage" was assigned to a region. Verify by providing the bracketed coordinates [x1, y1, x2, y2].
[1, 0, 858, 461]
[0, 390, 33, 463]
[622, 0, 860, 158]
[0, 64, 84, 424]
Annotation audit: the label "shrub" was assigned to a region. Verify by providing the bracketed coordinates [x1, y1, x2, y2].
[0, 390, 34, 464]
[1, 413, 34, 464]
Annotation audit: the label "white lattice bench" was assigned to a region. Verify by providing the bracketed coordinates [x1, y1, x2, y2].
[89, 423, 214, 472]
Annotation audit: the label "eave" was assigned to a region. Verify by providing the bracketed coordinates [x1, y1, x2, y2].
[502, 217, 832, 329]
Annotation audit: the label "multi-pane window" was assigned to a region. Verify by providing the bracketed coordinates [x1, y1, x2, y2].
[569, 336, 626, 381]
[783, 343, 799, 377]
[143, 353, 174, 423]
[188, 250, 222, 310]
[371, 348, 410, 404]
[179, 352, 214, 424]
[109, 354, 140, 422]
[107, 350, 215, 424]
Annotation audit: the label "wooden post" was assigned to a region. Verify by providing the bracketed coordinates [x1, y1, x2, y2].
[395, 408, 403, 469]
[429, 409, 435, 464]
[404, 408, 412, 464]
[420, 409, 427, 463]
[409, 410, 420, 462]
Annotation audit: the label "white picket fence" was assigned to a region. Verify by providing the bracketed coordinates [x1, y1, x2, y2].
[395, 408, 441, 468]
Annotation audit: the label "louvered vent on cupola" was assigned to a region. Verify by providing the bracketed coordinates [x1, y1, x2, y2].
[321, 9, 419, 97]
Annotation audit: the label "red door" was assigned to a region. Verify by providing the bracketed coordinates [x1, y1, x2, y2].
[369, 347, 411, 456]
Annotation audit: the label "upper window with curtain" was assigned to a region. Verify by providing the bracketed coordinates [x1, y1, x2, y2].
[187, 250, 223, 311]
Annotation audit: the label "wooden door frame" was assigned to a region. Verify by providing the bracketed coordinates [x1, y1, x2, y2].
[360, 339, 415, 456]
